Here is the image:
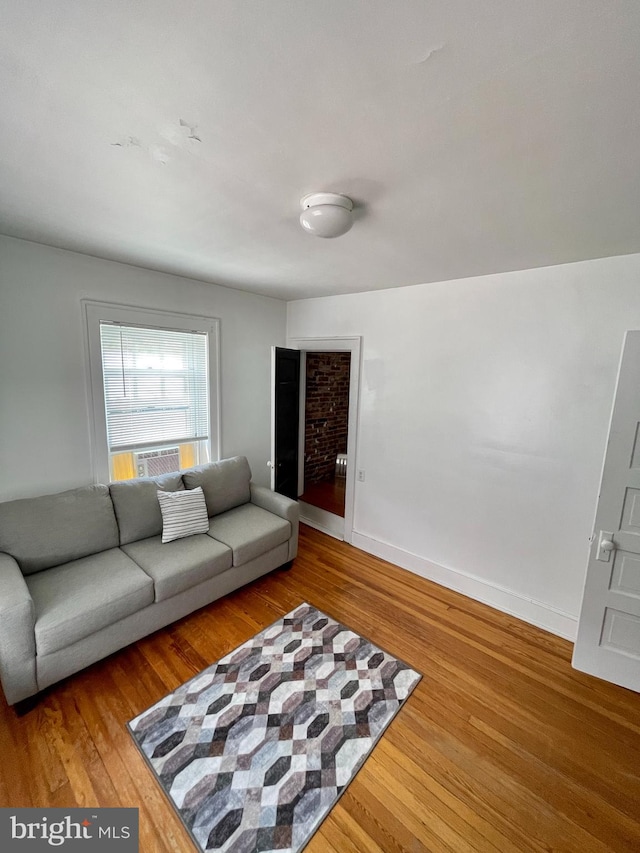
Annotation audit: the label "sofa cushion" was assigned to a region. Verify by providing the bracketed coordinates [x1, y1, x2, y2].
[157, 486, 209, 543]
[182, 456, 251, 517]
[207, 504, 291, 567]
[26, 548, 154, 655]
[122, 534, 232, 602]
[0, 485, 120, 575]
[110, 472, 184, 546]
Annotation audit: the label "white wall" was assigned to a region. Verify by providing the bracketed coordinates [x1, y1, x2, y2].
[0, 236, 286, 500]
[287, 252, 640, 638]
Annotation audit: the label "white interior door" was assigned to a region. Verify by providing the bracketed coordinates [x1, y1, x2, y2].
[573, 330, 640, 692]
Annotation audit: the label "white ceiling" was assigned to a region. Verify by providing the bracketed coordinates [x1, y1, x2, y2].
[1, 1, 639, 301]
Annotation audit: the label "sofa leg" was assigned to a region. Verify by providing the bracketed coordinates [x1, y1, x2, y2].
[14, 693, 41, 717]
[280, 560, 294, 571]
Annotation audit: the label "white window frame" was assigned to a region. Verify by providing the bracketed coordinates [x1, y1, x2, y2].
[83, 300, 221, 484]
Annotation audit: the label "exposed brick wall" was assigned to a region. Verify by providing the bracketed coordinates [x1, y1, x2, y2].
[304, 352, 351, 484]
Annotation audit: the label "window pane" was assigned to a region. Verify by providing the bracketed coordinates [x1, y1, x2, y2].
[108, 440, 210, 481]
[99, 323, 209, 453]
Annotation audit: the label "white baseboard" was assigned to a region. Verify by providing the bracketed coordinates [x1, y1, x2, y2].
[351, 531, 578, 641]
[299, 502, 344, 540]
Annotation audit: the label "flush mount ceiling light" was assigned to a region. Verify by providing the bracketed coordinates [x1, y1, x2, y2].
[299, 192, 354, 238]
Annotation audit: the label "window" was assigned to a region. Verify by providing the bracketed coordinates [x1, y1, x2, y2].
[85, 302, 220, 483]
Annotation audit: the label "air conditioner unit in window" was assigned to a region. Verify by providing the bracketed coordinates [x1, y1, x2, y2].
[135, 447, 180, 478]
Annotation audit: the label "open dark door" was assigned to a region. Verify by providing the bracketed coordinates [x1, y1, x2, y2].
[272, 347, 300, 499]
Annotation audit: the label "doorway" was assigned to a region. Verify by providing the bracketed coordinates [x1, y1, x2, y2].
[299, 351, 351, 518]
[288, 336, 361, 542]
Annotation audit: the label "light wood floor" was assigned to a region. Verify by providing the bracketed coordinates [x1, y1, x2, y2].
[1, 525, 639, 852]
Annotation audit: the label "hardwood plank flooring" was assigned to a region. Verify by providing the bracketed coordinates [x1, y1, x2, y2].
[1, 524, 639, 852]
[300, 476, 346, 516]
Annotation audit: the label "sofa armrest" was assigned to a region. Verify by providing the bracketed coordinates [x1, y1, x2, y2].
[250, 485, 299, 561]
[0, 553, 37, 704]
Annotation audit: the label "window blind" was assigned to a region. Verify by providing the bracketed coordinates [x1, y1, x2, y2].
[99, 322, 209, 453]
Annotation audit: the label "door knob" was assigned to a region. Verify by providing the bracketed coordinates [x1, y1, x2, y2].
[596, 531, 615, 562]
[267, 461, 274, 468]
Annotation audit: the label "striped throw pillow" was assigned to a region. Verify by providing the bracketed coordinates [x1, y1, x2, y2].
[157, 486, 209, 543]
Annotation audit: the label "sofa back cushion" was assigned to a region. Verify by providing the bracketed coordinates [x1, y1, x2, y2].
[110, 472, 184, 545]
[0, 485, 119, 575]
[182, 456, 252, 517]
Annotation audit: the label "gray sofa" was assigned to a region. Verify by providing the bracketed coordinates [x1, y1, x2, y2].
[0, 456, 298, 705]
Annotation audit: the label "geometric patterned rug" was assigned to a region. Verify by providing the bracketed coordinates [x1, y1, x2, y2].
[128, 602, 421, 852]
